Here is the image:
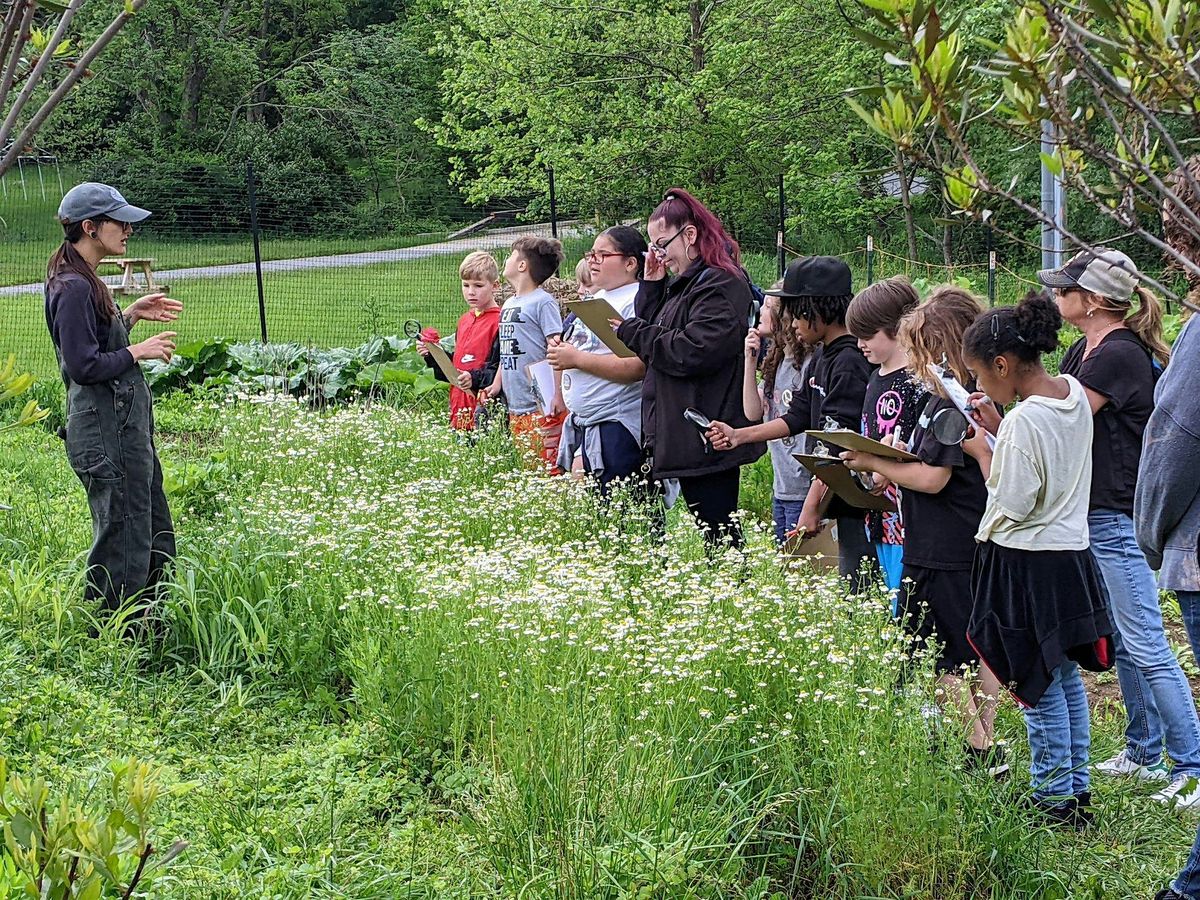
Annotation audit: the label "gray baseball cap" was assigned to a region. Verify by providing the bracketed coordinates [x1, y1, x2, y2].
[1037, 248, 1139, 301]
[57, 182, 151, 225]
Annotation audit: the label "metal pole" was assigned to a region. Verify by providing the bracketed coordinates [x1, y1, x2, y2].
[548, 166, 558, 240]
[246, 160, 268, 343]
[866, 235, 875, 285]
[777, 174, 786, 278]
[1040, 116, 1065, 270]
[986, 227, 996, 307]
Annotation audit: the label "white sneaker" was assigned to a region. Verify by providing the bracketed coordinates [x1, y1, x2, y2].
[1093, 750, 1170, 782]
[1151, 775, 1200, 811]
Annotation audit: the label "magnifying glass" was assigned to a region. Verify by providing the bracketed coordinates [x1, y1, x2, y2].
[683, 407, 713, 453]
[928, 407, 971, 446]
[403, 319, 423, 340]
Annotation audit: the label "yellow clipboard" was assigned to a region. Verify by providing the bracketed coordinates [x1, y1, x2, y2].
[804, 429, 918, 461]
[563, 298, 635, 358]
[793, 453, 897, 512]
[425, 341, 469, 394]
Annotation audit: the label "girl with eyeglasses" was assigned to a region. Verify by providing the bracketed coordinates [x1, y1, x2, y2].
[547, 227, 649, 494]
[44, 183, 182, 624]
[614, 189, 765, 549]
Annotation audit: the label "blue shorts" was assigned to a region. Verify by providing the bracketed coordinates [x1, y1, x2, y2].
[875, 542, 905, 614]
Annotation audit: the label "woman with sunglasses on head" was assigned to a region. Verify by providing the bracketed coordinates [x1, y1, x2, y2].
[45, 183, 182, 620]
[614, 189, 765, 549]
[547, 226, 649, 495]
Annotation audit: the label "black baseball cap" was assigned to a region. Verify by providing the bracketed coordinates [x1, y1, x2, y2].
[766, 256, 853, 298]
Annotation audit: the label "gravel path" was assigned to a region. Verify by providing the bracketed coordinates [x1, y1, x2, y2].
[0, 221, 580, 297]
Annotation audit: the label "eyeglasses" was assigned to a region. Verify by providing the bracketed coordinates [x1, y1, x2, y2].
[650, 225, 688, 256]
[583, 249, 628, 263]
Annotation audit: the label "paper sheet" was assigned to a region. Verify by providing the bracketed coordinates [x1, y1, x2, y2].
[526, 358, 557, 416]
[563, 298, 635, 358]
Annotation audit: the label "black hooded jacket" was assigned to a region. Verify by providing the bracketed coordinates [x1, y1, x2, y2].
[617, 262, 765, 479]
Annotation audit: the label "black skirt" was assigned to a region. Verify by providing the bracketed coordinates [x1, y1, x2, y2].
[968, 541, 1114, 707]
[899, 564, 978, 675]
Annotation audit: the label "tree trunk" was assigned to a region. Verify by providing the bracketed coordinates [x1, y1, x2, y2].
[942, 220, 953, 266]
[895, 150, 918, 260]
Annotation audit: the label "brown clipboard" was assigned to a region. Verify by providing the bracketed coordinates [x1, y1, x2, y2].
[563, 298, 636, 358]
[425, 341, 472, 395]
[780, 520, 839, 572]
[793, 453, 897, 512]
[804, 429, 918, 461]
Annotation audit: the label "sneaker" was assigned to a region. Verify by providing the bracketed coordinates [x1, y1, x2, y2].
[1025, 796, 1091, 831]
[1155, 890, 1192, 900]
[1152, 775, 1200, 811]
[964, 743, 1010, 779]
[1093, 750, 1170, 782]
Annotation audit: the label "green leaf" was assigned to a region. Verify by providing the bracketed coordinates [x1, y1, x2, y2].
[1039, 151, 1063, 176]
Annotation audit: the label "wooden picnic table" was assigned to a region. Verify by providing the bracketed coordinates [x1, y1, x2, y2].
[100, 257, 169, 296]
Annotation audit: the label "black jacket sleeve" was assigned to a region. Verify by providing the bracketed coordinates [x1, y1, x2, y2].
[48, 276, 135, 384]
[470, 335, 501, 391]
[779, 367, 814, 436]
[617, 270, 748, 378]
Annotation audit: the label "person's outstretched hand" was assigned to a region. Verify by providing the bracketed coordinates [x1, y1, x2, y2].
[127, 293, 182, 325]
[707, 421, 738, 451]
[131, 331, 177, 362]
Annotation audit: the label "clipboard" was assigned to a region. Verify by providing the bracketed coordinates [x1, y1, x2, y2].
[781, 520, 839, 572]
[423, 341, 465, 391]
[804, 429, 918, 461]
[563, 298, 635, 358]
[793, 453, 897, 512]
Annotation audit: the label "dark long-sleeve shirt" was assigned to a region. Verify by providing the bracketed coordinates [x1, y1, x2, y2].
[1136, 315, 1200, 589]
[44, 273, 134, 385]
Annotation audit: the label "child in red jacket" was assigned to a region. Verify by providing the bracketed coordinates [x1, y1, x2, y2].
[418, 251, 502, 430]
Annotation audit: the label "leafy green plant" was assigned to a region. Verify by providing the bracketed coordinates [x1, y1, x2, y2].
[0, 355, 49, 434]
[0, 756, 187, 898]
[142, 335, 450, 406]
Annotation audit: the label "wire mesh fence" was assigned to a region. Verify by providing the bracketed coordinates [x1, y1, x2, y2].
[3, 157, 1035, 383]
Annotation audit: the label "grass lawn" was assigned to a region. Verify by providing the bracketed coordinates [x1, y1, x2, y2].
[0, 395, 1197, 898]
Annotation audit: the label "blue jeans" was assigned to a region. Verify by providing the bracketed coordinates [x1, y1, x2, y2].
[1178, 591, 1200, 669]
[1173, 822, 1200, 898]
[1023, 660, 1091, 801]
[772, 497, 806, 545]
[1089, 510, 1200, 777]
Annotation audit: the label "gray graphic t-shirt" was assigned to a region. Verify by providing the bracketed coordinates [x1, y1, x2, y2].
[499, 287, 563, 414]
[766, 355, 813, 501]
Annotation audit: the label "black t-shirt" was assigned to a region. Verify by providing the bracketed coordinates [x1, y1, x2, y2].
[1059, 330, 1157, 515]
[780, 333, 874, 519]
[861, 367, 928, 543]
[899, 395, 989, 569]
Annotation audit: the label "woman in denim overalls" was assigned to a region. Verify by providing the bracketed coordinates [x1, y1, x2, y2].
[44, 183, 182, 615]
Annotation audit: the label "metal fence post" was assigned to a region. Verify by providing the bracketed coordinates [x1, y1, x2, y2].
[777, 174, 786, 278]
[866, 235, 875, 285]
[986, 227, 997, 307]
[548, 166, 558, 240]
[246, 160, 268, 343]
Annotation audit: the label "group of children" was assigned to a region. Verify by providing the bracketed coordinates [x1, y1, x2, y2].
[719, 250, 1196, 831]
[416, 236, 569, 470]
[421, 233, 1197, 836]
